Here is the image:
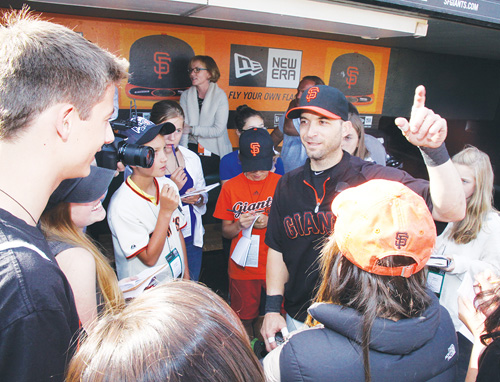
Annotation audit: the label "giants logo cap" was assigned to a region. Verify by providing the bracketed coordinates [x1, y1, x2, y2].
[331, 180, 436, 278]
[126, 35, 194, 100]
[239, 128, 274, 172]
[329, 53, 375, 105]
[286, 85, 348, 121]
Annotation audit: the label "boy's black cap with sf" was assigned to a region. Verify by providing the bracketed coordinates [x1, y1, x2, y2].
[239, 128, 274, 172]
[286, 85, 349, 121]
[122, 116, 175, 145]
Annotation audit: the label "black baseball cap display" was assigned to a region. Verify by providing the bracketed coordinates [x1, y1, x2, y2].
[329, 53, 374, 105]
[126, 35, 194, 100]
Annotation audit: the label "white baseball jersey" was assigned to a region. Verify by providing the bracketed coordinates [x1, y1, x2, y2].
[108, 176, 186, 280]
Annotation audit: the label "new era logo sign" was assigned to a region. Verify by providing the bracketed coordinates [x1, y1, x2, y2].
[230, 44, 302, 89]
[234, 53, 263, 78]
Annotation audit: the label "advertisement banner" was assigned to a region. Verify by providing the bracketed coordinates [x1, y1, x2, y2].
[21, 11, 391, 145]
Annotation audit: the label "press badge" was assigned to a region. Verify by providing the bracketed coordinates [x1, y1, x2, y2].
[165, 248, 182, 279]
[427, 267, 445, 298]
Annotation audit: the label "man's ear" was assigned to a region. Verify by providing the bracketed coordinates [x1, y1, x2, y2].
[341, 120, 352, 138]
[55, 104, 76, 142]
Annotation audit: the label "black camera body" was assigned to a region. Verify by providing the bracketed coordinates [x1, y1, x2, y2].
[95, 135, 155, 170]
[95, 103, 156, 170]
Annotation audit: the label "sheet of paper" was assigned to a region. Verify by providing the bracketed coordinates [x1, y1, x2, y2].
[118, 263, 171, 299]
[181, 204, 191, 237]
[230, 215, 260, 267]
[181, 183, 220, 198]
[245, 235, 260, 267]
[231, 236, 252, 267]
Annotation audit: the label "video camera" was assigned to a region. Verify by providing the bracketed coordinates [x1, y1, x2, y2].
[95, 101, 155, 170]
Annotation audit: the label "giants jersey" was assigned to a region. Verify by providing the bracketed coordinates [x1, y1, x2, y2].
[214, 172, 281, 280]
[108, 176, 186, 280]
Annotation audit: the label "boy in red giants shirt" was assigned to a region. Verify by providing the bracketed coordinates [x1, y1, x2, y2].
[214, 128, 281, 339]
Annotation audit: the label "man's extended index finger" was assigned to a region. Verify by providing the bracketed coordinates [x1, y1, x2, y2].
[412, 85, 426, 110]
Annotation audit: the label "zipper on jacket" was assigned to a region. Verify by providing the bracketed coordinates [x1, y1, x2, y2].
[303, 177, 330, 213]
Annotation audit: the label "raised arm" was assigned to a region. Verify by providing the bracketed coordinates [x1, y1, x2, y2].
[138, 185, 179, 266]
[395, 85, 466, 222]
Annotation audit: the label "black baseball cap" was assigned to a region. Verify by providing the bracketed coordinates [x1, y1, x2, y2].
[47, 166, 116, 209]
[239, 128, 274, 172]
[126, 35, 194, 99]
[329, 53, 374, 105]
[122, 116, 175, 146]
[286, 85, 348, 121]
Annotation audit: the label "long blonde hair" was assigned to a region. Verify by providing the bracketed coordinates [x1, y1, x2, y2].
[41, 203, 124, 314]
[448, 145, 496, 244]
[66, 281, 265, 382]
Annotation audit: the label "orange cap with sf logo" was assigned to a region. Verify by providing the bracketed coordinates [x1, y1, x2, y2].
[331, 179, 436, 278]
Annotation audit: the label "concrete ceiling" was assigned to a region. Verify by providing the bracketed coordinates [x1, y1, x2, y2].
[19, 0, 500, 62]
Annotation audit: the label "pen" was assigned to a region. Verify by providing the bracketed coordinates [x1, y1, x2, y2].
[172, 144, 180, 167]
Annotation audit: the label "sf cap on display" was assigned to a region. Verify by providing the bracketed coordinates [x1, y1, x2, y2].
[47, 165, 116, 209]
[331, 179, 436, 278]
[122, 116, 175, 146]
[286, 85, 349, 121]
[239, 128, 274, 172]
[125, 35, 195, 100]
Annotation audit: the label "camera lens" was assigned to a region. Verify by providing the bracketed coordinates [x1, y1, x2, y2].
[118, 143, 155, 168]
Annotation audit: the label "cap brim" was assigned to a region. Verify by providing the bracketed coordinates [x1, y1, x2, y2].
[135, 122, 176, 145]
[241, 157, 273, 173]
[286, 106, 342, 120]
[48, 166, 116, 208]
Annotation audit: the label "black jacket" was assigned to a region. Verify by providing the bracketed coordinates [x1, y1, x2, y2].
[0, 209, 80, 382]
[279, 291, 458, 382]
[265, 153, 431, 321]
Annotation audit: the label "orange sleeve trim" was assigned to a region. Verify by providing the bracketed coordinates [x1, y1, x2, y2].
[126, 245, 147, 259]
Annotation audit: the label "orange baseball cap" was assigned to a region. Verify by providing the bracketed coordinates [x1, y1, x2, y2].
[331, 179, 436, 278]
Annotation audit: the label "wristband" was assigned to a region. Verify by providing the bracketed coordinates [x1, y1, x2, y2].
[265, 294, 283, 314]
[419, 144, 450, 167]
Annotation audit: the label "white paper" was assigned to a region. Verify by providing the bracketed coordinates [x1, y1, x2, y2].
[181, 204, 192, 238]
[118, 263, 172, 299]
[231, 236, 252, 267]
[245, 235, 260, 268]
[427, 256, 449, 268]
[181, 183, 220, 198]
[230, 215, 260, 267]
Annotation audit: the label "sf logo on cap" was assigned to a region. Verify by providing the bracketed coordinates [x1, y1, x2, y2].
[395, 232, 409, 249]
[306, 86, 319, 102]
[250, 142, 260, 156]
[154, 52, 171, 79]
[346, 66, 359, 89]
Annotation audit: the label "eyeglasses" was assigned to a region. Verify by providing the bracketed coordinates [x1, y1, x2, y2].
[188, 67, 208, 74]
